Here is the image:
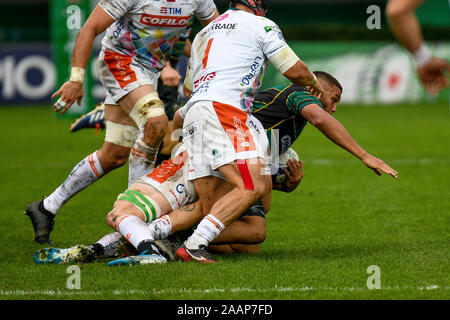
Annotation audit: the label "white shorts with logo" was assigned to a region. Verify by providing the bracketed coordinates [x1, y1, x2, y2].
[182, 101, 270, 181]
[136, 149, 197, 211]
[97, 49, 160, 105]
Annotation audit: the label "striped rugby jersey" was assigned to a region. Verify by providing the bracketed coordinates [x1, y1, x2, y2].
[99, 0, 216, 72]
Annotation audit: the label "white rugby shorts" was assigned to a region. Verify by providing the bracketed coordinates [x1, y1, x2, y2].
[137, 149, 198, 211]
[182, 101, 270, 181]
[97, 49, 159, 105]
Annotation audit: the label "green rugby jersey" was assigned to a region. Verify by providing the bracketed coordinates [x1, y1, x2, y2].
[252, 84, 324, 154]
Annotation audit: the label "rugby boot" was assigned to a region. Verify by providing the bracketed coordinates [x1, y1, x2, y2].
[25, 200, 55, 245]
[176, 244, 216, 263]
[70, 103, 105, 133]
[108, 240, 167, 266]
[34, 245, 96, 264]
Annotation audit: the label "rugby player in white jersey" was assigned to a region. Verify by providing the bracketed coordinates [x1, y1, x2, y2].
[174, 0, 324, 263]
[25, 0, 219, 245]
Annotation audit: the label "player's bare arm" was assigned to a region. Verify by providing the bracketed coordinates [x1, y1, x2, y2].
[283, 59, 323, 95]
[198, 8, 220, 26]
[52, 6, 115, 114]
[301, 104, 398, 179]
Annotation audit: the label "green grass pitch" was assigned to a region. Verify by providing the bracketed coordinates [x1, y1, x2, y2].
[0, 102, 448, 300]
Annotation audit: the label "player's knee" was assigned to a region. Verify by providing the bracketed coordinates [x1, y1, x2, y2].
[385, 0, 407, 19]
[244, 217, 266, 243]
[144, 114, 168, 142]
[129, 92, 168, 144]
[106, 209, 117, 228]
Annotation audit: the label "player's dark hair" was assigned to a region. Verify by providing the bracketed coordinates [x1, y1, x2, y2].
[313, 71, 343, 92]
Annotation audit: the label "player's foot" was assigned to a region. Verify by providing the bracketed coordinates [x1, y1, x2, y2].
[107, 253, 167, 266]
[34, 245, 95, 264]
[176, 245, 216, 263]
[70, 103, 105, 133]
[25, 200, 55, 245]
[108, 240, 167, 266]
[155, 239, 181, 261]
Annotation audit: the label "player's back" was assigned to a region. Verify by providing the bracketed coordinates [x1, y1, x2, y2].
[187, 8, 286, 113]
[252, 84, 324, 154]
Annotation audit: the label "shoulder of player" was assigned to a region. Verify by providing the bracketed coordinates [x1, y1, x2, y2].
[254, 16, 281, 33]
[286, 87, 324, 109]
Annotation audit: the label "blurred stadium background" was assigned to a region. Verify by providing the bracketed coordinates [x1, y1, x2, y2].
[1, 0, 448, 115]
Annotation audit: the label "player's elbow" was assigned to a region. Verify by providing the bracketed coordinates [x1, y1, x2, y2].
[183, 85, 192, 99]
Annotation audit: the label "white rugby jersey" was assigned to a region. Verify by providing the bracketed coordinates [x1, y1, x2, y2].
[98, 0, 216, 72]
[184, 8, 289, 113]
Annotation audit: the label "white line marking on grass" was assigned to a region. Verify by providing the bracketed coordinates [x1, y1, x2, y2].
[0, 285, 448, 297]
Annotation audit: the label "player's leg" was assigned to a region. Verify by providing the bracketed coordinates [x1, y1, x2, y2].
[147, 176, 233, 241]
[209, 244, 262, 254]
[117, 85, 168, 186]
[25, 105, 138, 244]
[97, 50, 169, 186]
[177, 159, 266, 263]
[208, 173, 271, 254]
[176, 102, 269, 262]
[107, 182, 171, 244]
[105, 147, 192, 266]
[104, 183, 170, 265]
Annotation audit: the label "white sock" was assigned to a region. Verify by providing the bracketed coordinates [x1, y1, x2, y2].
[128, 139, 159, 186]
[185, 214, 225, 250]
[94, 232, 124, 257]
[148, 215, 172, 240]
[114, 215, 154, 249]
[43, 151, 104, 214]
[96, 231, 122, 248]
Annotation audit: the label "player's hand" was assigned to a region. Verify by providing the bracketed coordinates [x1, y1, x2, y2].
[417, 57, 450, 95]
[284, 159, 304, 192]
[161, 63, 182, 87]
[307, 79, 323, 99]
[51, 81, 84, 115]
[310, 80, 323, 98]
[361, 154, 398, 179]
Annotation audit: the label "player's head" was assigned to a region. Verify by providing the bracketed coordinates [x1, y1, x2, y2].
[229, 0, 270, 16]
[313, 71, 342, 115]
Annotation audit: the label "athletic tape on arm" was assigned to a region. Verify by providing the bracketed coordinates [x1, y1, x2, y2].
[269, 46, 300, 75]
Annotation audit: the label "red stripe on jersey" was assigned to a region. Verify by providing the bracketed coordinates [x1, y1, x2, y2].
[237, 159, 254, 191]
